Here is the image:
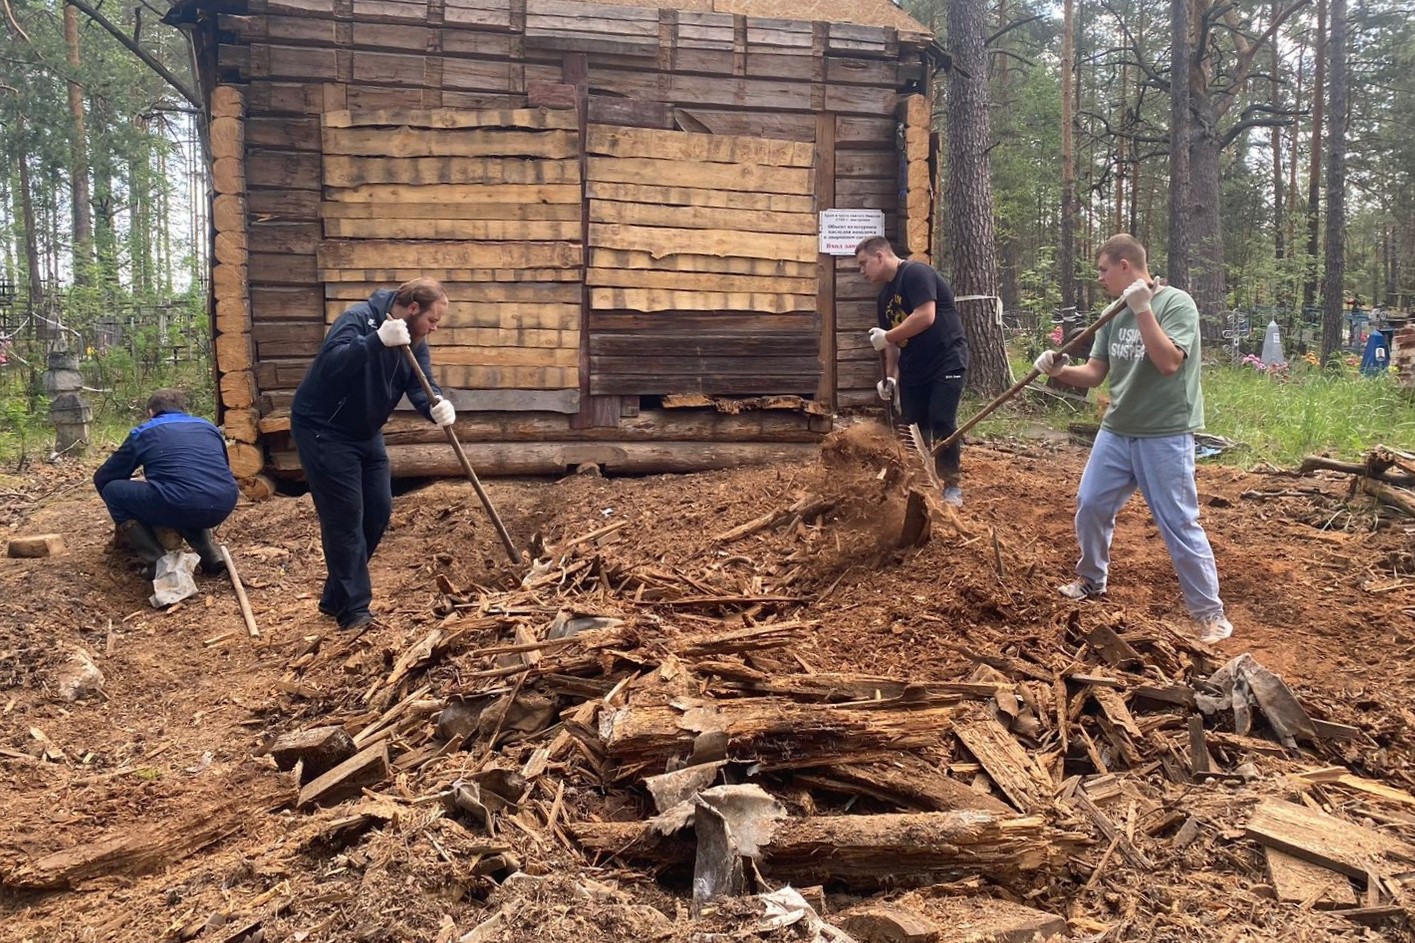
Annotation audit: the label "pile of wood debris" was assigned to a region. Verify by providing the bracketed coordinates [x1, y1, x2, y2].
[5, 433, 1415, 942]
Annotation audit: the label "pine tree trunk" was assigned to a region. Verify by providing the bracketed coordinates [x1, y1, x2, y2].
[1270, 0, 1284, 270]
[1060, 0, 1076, 311]
[1319, 0, 1347, 363]
[1303, 0, 1327, 309]
[16, 143, 43, 314]
[946, 0, 1008, 395]
[1188, 120, 1227, 328]
[1167, 0, 1192, 288]
[64, 3, 93, 281]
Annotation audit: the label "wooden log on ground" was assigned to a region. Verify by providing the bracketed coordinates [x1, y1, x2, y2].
[0, 768, 292, 890]
[1245, 797, 1415, 879]
[794, 757, 1013, 815]
[598, 699, 953, 782]
[1359, 477, 1415, 517]
[7, 534, 66, 558]
[570, 810, 1074, 887]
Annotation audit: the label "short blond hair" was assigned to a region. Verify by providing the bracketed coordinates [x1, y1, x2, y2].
[1097, 234, 1147, 270]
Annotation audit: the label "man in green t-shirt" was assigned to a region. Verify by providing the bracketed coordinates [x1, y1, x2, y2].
[1031, 234, 1232, 644]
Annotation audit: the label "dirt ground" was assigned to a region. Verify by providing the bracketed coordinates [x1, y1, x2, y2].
[1, 421, 1413, 943]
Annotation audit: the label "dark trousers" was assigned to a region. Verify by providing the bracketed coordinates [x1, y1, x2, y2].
[900, 372, 965, 485]
[292, 425, 392, 628]
[100, 479, 231, 529]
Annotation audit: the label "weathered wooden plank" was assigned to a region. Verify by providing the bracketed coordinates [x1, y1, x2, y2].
[590, 312, 819, 334]
[324, 218, 581, 241]
[588, 156, 811, 194]
[827, 57, 900, 86]
[321, 202, 580, 223]
[430, 345, 579, 368]
[585, 125, 814, 168]
[325, 301, 581, 331]
[432, 363, 579, 390]
[593, 333, 818, 358]
[1265, 848, 1358, 909]
[317, 240, 581, 270]
[249, 252, 317, 285]
[589, 289, 814, 314]
[587, 268, 816, 295]
[589, 200, 813, 236]
[589, 224, 817, 263]
[323, 128, 578, 159]
[247, 150, 320, 190]
[381, 407, 821, 444]
[590, 355, 818, 378]
[675, 108, 816, 141]
[442, 0, 513, 29]
[247, 221, 320, 256]
[249, 188, 320, 220]
[245, 115, 321, 151]
[323, 155, 580, 187]
[320, 266, 583, 283]
[836, 150, 896, 178]
[326, 183, 581, 205]
[585, 181, 813, 214]
[588, 248, 815, 278]
[1246, 798, 1415, 879]
[427, 327, 578, 349]
[325, 281, 581, 304]
[442, 57, 523, 93]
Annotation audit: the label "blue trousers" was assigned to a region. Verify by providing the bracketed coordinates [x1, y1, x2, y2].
[1075, 429, 1225, 620]
[100, 479, 232, 530]
[292, 426, 392, 628]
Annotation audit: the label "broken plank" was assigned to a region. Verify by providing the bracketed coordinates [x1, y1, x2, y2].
[1083, 624, 1143, 670]
[1069, 787, 1153, 870]
[794, 758, 1013, 815]
[268, 725, 357, 779]
[952, 706, 1052, 812]
[297, 743, 390, 808]
[1245, 798, 1415, 879]
[1265, 847, 1358, 909]
[835, 906, 938, 943]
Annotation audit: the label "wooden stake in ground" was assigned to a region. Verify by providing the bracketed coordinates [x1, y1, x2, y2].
[219, 545, 259, 638]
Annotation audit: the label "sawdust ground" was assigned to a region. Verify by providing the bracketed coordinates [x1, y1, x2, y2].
[1, 426, 1413, 942]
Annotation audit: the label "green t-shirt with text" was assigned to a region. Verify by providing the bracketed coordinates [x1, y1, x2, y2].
[1091, 286, 1205, 438]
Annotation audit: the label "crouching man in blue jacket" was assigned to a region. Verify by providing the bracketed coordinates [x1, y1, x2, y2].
[94, 388, 239, 575]
[291, 277, 455, 632]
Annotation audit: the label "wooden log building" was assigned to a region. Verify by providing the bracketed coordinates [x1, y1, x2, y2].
[164, 0, 943, 485]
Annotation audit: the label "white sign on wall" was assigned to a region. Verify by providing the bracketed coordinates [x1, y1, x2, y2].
[818, 208, 885, 256]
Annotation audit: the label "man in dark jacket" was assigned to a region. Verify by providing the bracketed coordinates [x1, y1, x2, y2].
[94, 388, 239, 575]
[856, 237, 970, 506]
[291, 277, 455, 631]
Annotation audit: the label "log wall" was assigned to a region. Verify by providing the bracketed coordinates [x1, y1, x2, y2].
[200, 0, 937, 471]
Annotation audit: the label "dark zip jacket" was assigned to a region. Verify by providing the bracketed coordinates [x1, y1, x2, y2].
[93, 412, 239, 514]
[290, 289, 441, 440]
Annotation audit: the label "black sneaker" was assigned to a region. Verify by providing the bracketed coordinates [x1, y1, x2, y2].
[339, 611, 377, 632]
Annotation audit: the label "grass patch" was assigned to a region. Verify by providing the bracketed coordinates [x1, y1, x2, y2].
[965, 352, 1415, 468]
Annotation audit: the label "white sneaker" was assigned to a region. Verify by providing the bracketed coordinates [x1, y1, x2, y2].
[1196, 614, 1233, 643]
[1058, 578, 1105, 600]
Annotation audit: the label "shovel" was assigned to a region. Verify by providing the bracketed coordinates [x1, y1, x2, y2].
[400, 345, 520, 563]
[932, 290, 1138, 457]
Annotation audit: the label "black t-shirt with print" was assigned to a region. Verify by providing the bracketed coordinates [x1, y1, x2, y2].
[876, 260, 969, 384]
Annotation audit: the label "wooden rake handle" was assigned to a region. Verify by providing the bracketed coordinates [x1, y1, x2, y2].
[932, 292, 1135, 457]
[399, 345, 520, 563]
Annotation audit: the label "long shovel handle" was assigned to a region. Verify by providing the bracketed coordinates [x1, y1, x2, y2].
[932, 292, 1134, 456]
[400, 345, 520, 563]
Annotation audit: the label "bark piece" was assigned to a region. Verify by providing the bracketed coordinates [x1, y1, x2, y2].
[268, 726, 357, 780]
[1246, 798, 1415, 879]
[7, 534, 65, 558]
[1265, 847, 1358, 908]
[794, 758, 1012, 814]
[297, 743, 390, 809]
[1083, 624, 1142, 669]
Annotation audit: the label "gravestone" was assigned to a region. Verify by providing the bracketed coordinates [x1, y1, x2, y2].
[44, 349, 91, 457]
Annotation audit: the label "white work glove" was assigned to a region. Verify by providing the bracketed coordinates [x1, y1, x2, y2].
[1034, 350, 1068, 377]
[876, 377, 897, 402]
[430, 397, 456, 427]
[868, 327, 889, 351]
[376, 316, 411, 347]
[1122, 278, 1154, 314]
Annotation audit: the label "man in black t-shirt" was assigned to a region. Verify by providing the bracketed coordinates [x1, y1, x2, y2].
[856, 236, 970, 506]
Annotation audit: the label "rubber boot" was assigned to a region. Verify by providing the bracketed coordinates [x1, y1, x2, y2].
[181, 528, 227, 576]
[117, 520, 164, 578]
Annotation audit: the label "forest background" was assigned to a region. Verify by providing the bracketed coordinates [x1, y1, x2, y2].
[0, 0, 1412, 462]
